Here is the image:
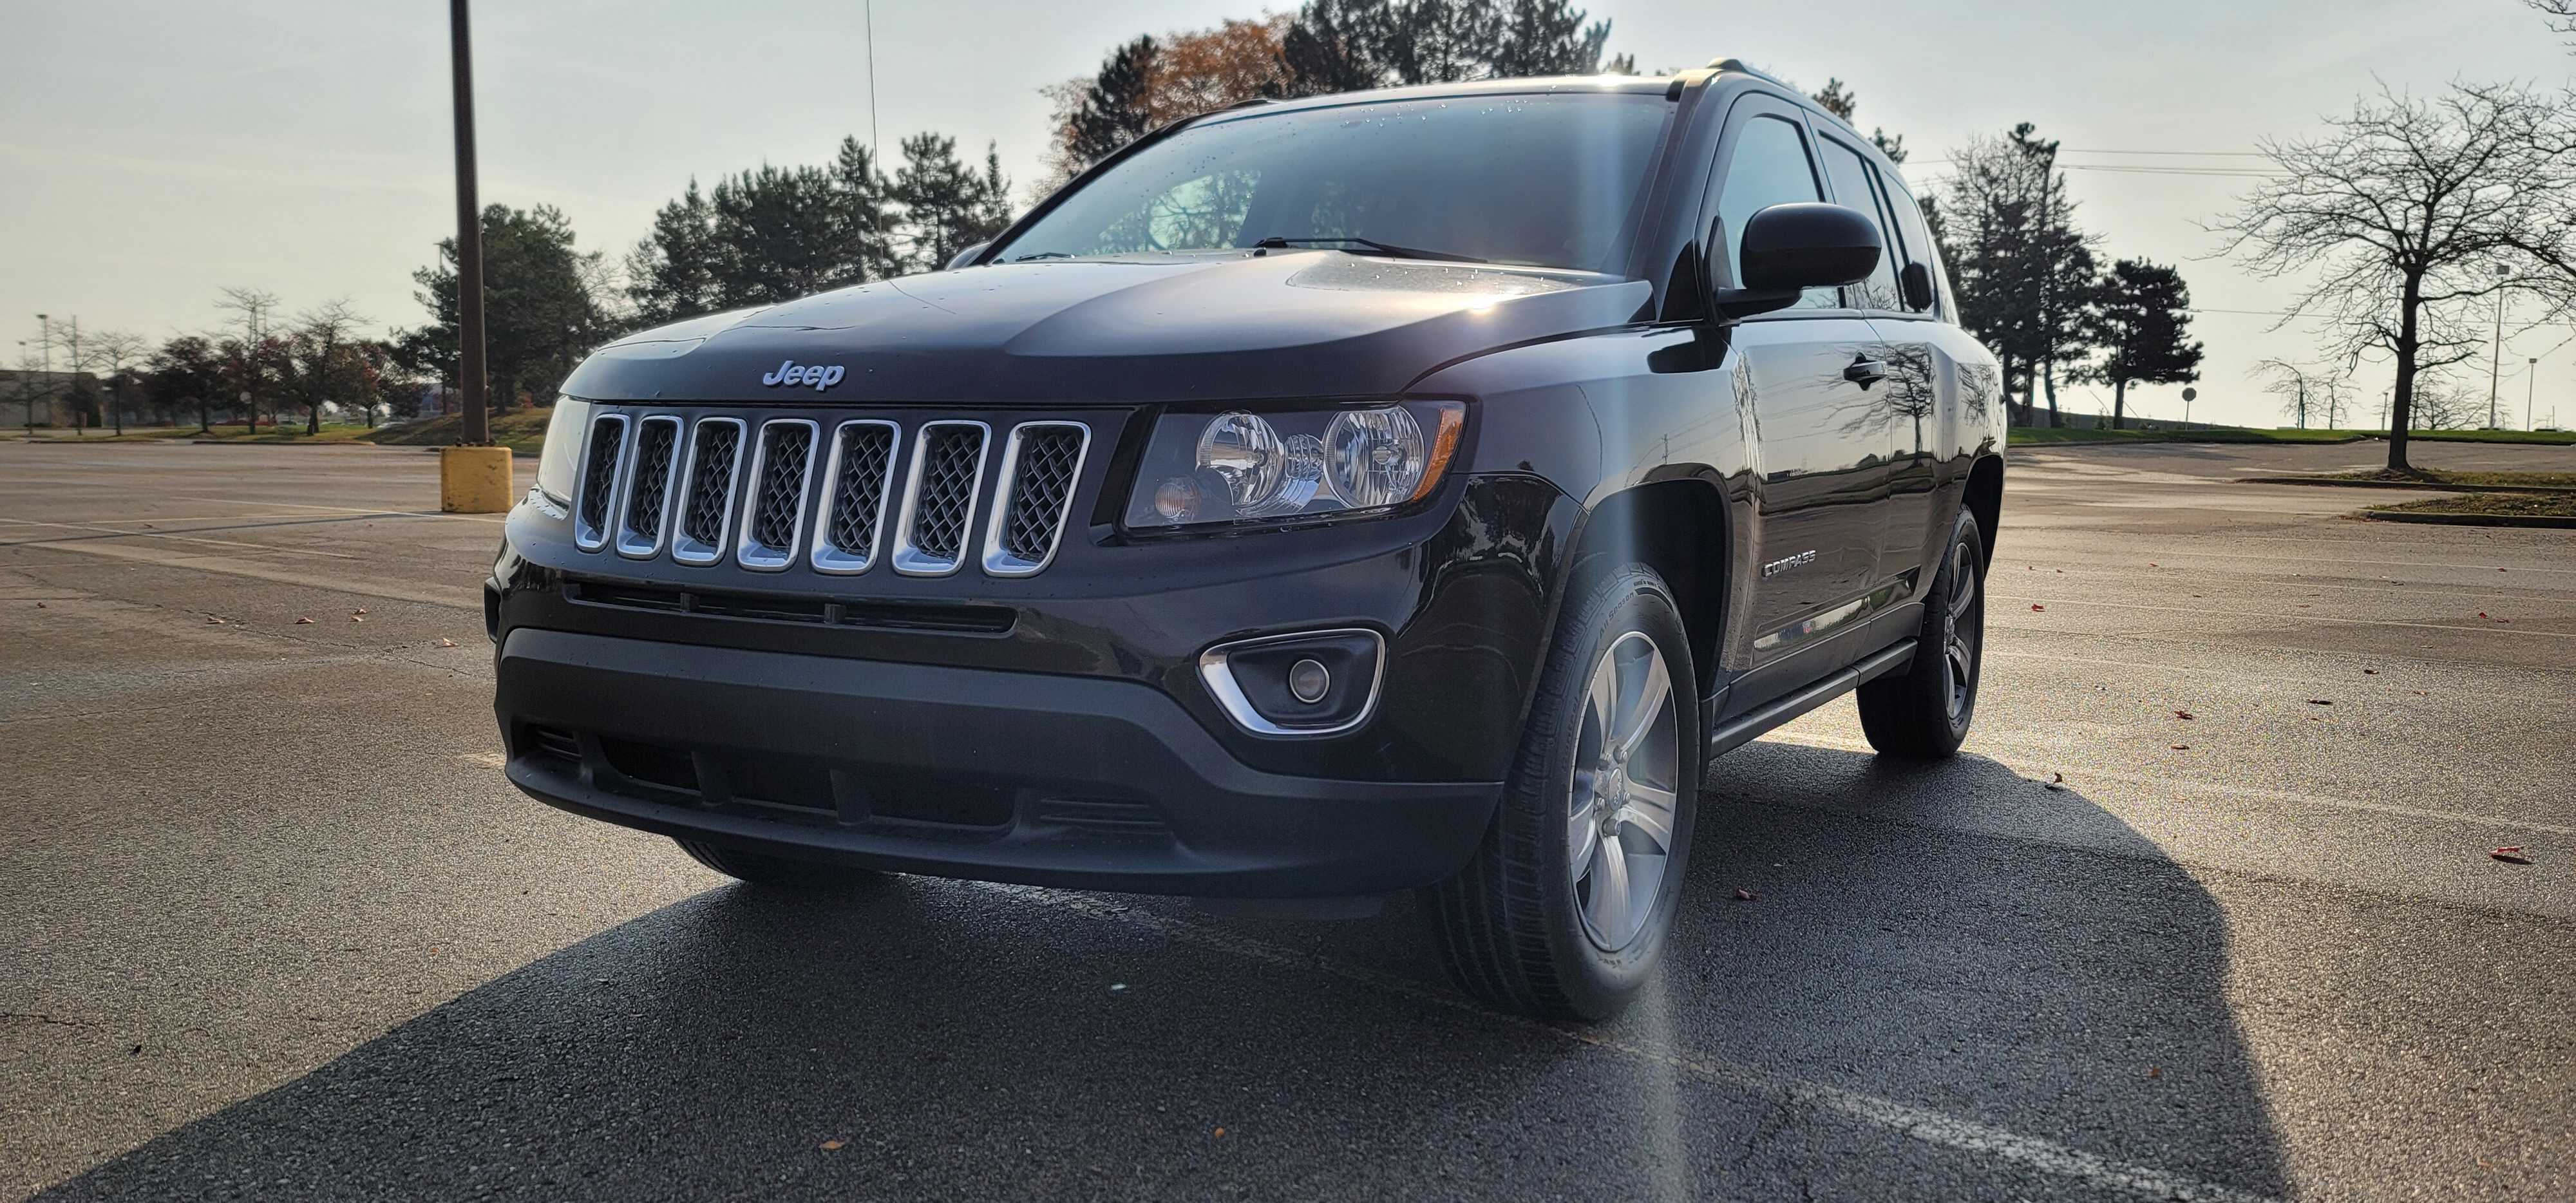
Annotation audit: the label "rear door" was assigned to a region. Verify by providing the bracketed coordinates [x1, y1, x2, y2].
[1707, 98, 1894, 675]
[1812, 134, 1951, 589]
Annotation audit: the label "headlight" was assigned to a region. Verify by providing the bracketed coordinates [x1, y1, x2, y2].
[1124, 401, 1465, 529]
[533, 397, 594, 506]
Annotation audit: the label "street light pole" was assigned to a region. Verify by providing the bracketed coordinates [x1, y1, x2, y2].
[450, 0, 488, 448]
[437, 0, 513, 513]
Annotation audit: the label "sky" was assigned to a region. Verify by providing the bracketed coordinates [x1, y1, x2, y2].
[3, 0, 2571, 430]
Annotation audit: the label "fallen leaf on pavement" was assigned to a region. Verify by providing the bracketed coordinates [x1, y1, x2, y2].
[2147, 1066, 2162, 1079]
[204, 616, 223, 624]
[295, 616, 314, 624]
[2174, 710, 2194, 720]
[2363, 668, 2378, 675]
[2306, 699, 2332, 706]
[438, 638, 458, 648]
[350, 615, 363, 623]
[1732, 889, 1759, 901]
[33, 602, 43, 608]
[820, 1139, 844, 1151]
[1214, 1128, 1227, 1138]
[2031, 604, 2046, 611]
[2170, 744, 2190, 750]
[2492, 849, 2532, 864]
[353, 607, 369, 615]
[2052, 772, 2065, 783]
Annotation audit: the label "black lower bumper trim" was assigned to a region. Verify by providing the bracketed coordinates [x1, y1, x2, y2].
[495, 629, 1501, 896]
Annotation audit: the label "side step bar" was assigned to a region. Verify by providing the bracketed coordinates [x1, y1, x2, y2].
[1707, 639, 1917, 758]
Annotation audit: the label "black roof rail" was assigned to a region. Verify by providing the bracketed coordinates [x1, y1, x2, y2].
[1707, 58, 1796, 91]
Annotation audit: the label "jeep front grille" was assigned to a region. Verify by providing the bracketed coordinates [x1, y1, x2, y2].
[737, 419, 818, 571]
[616, 416, 682, 558]
[983, 422, 1090, 576]
[811, 420, 898, 574]
[671, 417, 745, 565]
[573, 413, 628, 551]
[891, 421, 990, 576]
[563, 406, 1104, 581]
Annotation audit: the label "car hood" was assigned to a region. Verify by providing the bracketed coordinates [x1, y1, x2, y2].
[560, 252, 1652, 406]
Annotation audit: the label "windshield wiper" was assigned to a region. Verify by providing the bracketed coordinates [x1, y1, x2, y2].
[1009, 251, 1074, 261]
[1252, 236, 1488, 264]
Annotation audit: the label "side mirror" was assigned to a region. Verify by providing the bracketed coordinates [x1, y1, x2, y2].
[1900, 261, 1935, 311]
[946, 241, 992, 271]
[1709, 203, 1883, 319]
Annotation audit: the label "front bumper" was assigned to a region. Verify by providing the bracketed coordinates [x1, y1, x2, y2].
[498, 628, 1502, 896]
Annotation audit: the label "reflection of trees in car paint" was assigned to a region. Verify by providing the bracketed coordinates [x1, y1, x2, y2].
[1958, 360, 2000, 422]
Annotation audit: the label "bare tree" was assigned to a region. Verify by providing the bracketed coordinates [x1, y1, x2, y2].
[2534, 0, 2576, 43]
[214, 287, 281, 433]
[80, 330, 148, 435]
[287, 299, 368, 435]
[2251, 358, 2353, 430]
[2215, 81, 2576, 472]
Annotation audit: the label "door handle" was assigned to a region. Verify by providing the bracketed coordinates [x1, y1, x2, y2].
[1844, 357, 1889, 388]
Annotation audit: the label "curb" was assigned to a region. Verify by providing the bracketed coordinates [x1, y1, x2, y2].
[2361, 510, 2576, 529]
[2240, 477, 2573, 494]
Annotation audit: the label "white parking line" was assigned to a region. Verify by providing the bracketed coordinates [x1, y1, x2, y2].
[972, 881, 2284, 1203]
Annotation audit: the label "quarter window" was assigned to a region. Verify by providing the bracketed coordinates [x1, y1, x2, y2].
[1881, 169, 1946, 317]
[1713, 115, 1836, 309]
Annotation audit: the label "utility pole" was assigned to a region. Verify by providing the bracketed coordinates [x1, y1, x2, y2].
[2486, 263, 2508, 430]
[439, 0, 512, 513]
[2531, 358, 2541, 433]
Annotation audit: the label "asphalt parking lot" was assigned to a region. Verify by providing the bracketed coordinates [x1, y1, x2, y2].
[3, 435, 2570, 1202]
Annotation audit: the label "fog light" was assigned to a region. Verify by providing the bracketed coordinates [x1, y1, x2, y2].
[1197, 629, 1385, 737]
[1287, 658, 1330, 703]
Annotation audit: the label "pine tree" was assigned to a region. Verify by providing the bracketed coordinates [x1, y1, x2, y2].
[398, 205, 610, 412]
[891, 134, 1015, 273]
[1069, 37, 1162, 167]
[2079, 260, 2203, 429]
[1943, 124, 2098, 426]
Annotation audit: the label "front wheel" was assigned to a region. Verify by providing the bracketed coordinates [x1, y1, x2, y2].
[1857, 507, 1987, 757]
[1422, 564, 1701, 1021]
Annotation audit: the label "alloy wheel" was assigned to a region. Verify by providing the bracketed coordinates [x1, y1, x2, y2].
[1567, 630, 1681, 951]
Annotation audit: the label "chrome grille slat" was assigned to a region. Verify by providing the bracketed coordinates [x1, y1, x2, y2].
[572, 413, 629, 551]
[615, 417, 682, 558]
[981, 422, 1090, 577]
[810, 420, 900, 575]
[670, 417, 746, 566]
[891, 422, 990, 577]
[735, 419, 819, 571]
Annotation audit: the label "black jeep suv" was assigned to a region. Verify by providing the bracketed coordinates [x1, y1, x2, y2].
[490, 61, 2005, 1021]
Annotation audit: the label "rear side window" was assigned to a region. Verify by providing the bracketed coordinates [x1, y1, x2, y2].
[1815, 137, 1904, 312]
[1713, 115, 1835, 309]
[1880, 170, 1946, 319]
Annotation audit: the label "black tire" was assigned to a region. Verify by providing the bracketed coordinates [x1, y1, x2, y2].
[674, 838, 883, 889]
[1857, 507, 1987, 757]
[1422, 564, 1701, 1021]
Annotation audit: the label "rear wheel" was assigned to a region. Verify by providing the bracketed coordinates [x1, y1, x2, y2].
[1857, 507, 1987, 757]
[1423, 564, 1700, 1021]
[674, 838, 883, 889]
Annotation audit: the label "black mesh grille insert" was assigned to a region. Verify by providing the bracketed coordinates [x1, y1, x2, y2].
[681, 422, 743, 549]
[1001, 427, 1084, 562]
[577, 419, 623, 538]
[907, 426, 985, 563]
[826, 424, 896, 558]
[746, 423, 814, 554]
[622, 419, 678, 543]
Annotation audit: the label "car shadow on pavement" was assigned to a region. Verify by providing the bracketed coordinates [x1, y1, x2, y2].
[37, 744, 2289, 1202]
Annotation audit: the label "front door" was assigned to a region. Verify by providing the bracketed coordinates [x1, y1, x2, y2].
[1702, 98, 1896, 670]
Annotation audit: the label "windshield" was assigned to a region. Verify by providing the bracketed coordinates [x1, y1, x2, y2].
[996, 92, 1672, 274]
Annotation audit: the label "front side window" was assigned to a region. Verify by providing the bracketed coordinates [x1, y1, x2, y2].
[1816, 136, 1904, 312]
[997, 93, 1671, 274]
[1713, 114, 1836, 308]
